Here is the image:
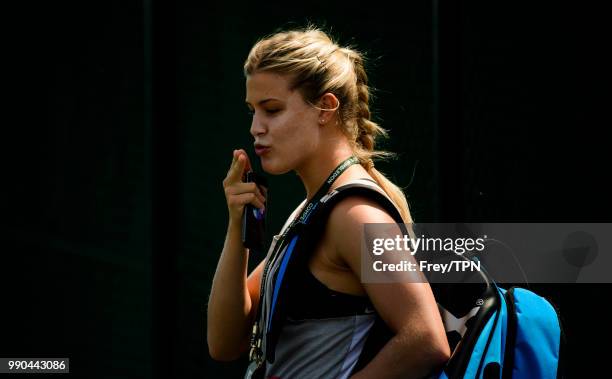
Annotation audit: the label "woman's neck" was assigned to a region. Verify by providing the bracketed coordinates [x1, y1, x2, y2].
[294, 146, 359, 202]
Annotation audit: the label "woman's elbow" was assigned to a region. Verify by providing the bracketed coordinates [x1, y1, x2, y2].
[208, 341, 243, 362]
[431, 344, 451, 367]
[208, 349, 240, 362]
[424, 332, 451, 369]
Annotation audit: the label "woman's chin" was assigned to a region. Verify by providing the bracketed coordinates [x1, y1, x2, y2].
[261, 158, 292, 175]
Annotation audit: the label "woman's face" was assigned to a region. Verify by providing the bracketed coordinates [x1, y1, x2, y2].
[246, 71, 321, 174]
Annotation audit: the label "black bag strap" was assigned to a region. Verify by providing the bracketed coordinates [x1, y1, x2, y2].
[279, 178, 407, 265]
[307, 178, 407, 232]
[287, 180, 409, 268]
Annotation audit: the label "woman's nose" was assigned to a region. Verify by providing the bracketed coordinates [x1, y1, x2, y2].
[250, 115, 266, 137]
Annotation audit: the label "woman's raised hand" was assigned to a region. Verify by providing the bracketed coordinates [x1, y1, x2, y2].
[222, 149, 267, 223]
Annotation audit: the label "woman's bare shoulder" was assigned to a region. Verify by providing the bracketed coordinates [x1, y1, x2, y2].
[326, 195, 397, 251]
[330, 194, 394, 224]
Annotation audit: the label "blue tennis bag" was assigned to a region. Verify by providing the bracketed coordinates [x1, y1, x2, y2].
[431, 279, 565, 379]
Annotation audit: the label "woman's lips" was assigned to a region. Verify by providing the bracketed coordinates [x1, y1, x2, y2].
[255, 146, 271, 156]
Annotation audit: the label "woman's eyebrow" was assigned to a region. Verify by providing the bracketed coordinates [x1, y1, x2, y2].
[245, 98, 279, 106]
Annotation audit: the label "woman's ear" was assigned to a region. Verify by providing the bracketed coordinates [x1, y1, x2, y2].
[318, 93, 340, 124]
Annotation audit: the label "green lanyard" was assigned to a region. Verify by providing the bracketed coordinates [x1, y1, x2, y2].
[283, 155, 359, 237]
[249, 155, 360, 365]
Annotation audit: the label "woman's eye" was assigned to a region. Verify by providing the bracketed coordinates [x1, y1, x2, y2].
[246, 109, 280, 116]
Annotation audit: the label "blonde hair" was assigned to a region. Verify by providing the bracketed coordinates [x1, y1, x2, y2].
[244, 24, 414, 223]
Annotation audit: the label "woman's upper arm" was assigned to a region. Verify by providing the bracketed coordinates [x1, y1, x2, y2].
[327, 196, 447, 343]
[222, 256, 264, 355]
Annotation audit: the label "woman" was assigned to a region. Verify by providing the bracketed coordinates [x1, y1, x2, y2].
[207, 25, 450, 378]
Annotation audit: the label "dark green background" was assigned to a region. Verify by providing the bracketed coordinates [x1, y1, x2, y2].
[1, 1, 608, 378]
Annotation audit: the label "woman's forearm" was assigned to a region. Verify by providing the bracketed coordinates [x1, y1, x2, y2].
[350, 329, 450, 379]
[207, 219, 253, 360]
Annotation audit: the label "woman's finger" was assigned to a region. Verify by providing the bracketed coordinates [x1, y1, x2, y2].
[229, 192, 265, 211]
[236, 149, 252, 174]
[225, 150, 246, 184]
[225, 182, 266, 201]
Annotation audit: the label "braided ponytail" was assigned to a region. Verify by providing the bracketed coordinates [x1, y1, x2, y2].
[345, 48, 414, 224]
